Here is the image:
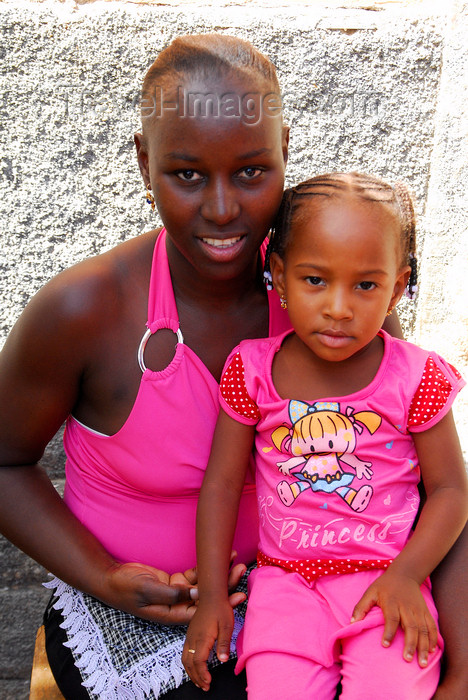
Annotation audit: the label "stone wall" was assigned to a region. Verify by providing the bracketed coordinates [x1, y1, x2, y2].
[0, 0, 466, 695]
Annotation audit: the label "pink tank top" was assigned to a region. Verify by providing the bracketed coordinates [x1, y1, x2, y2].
[63, 230, 291, 574]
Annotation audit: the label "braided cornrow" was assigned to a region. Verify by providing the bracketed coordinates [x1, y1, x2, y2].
[391, 180, 418, 298]
[264, 172, 418, 299]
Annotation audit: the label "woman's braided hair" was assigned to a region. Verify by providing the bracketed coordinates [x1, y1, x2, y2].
[264, 172, 418, 299]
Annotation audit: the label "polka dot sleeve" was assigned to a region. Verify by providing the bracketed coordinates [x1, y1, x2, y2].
[408, 355, 464, 431]
[219, 352, 261, 423]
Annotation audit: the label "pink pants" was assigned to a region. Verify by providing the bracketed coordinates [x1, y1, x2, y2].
[236, 567, 442, 700]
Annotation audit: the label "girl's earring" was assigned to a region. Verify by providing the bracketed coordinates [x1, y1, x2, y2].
[146, 184, 155, 211]
[280, 296, 288, 310]
[386, 307, 393, 317]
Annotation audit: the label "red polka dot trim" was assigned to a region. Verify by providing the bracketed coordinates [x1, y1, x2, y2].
[220, 353, 261, 421]
[257, 551, 392, 583]
[408, 357, 455, 428]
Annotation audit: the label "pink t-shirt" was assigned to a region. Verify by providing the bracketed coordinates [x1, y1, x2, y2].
[220, 330, 464, 563]
[62, 230, 291, 574]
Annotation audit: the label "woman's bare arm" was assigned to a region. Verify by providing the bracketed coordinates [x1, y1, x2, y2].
[431, 523, 468, 699]
[382, 309, 404, 338]
[0, 267, 197, 623]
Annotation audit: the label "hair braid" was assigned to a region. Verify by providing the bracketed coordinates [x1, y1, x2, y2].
[264, 187, 295, 289]
[392, 180, 418, 299]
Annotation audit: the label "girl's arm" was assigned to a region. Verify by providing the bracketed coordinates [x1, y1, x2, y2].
[351, 410, 468, 667]
[183, 409, 255, 691]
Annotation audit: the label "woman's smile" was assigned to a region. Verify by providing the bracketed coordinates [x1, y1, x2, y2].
[198, 235, 247, 262]
[200, 236, 243, 248]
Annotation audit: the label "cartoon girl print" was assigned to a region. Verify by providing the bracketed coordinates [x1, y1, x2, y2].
[271, 401, 382, 513]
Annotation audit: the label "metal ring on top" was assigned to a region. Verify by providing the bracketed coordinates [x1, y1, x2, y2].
[137, 326, 184, 373]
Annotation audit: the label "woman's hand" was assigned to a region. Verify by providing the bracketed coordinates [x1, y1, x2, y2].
[182, 598, 235, 691]
[104, 562, 199, 625]
[351, 569, 438, 667]
[103, 553, 247, 626]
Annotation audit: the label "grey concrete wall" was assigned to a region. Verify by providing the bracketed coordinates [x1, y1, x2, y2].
[0, 0, 466, 695]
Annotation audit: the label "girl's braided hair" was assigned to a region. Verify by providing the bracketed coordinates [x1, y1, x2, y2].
[264, 172, 418, 300]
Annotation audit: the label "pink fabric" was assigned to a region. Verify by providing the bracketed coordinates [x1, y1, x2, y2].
[63, 230, 291, 574]
[220, 330, 464, 564]
[239, 567, 442, 698]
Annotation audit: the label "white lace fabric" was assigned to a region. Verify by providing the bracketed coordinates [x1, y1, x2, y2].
[44, 576, 247, 699]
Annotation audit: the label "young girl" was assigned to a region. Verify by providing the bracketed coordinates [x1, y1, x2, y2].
[183, 173, 468, 699]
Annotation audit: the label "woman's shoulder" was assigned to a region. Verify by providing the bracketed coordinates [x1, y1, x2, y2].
[27, 230, 159, 330]
[4, 230, 161, 366]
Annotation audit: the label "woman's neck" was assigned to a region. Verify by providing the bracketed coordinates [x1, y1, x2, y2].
[165, 237, 269, 381]
[167, 240, 265, 312]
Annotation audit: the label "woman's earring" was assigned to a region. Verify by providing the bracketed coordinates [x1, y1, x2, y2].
[386, 307, 393, 317]
[146, 184, 155, 211]
[280, 296, 287, 310]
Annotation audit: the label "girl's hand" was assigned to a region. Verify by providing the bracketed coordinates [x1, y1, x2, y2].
[183, 599, 235, 691]
[351, 569, 438, 668]
[277, 456, 303, 475]
[182, 555, 247, 689]
[104, 561, 198, 625]
[354, 461, 373, 480]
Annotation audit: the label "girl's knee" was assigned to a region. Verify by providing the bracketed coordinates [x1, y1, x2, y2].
[245, 652, 339, 700]
[340, 634, 441, 700]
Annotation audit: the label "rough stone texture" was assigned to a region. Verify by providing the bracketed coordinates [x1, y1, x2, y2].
[0, 0, 466, 693]
[0, 679, 31, 700]
[415, 0, 468, 455]
[0, 587, 51, 676]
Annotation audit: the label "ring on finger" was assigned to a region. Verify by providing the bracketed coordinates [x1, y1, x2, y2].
[188, 649, 196, 654]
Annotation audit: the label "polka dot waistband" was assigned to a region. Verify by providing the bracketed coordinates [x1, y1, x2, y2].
[257, 550, 393, 584]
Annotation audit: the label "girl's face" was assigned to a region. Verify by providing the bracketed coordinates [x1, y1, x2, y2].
[135, 73, 289, 284]
[271, 194, 410, 363]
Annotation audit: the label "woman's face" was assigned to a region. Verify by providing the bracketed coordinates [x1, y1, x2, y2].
[135, 72, 289, 283]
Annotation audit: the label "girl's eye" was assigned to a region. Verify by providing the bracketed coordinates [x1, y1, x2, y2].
[238, 167, 263, 180]
[175, 170, 202, 182]
[306, 276, 324, 286]
[358, 281, 376, 291]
